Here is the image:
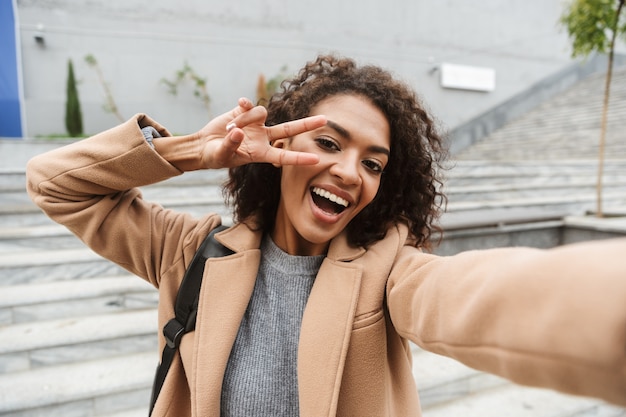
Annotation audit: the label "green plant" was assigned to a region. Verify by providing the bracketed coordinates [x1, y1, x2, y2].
[256, 65, 288, 107]
[560, 0, 626, 217]
[161, 62, 210, 116]
[65, 59, 84, 137]
[84, 54, 125, 123]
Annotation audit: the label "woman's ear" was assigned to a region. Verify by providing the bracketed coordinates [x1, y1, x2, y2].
[271, 138, 289, 168]
[272, 138, 288, 149]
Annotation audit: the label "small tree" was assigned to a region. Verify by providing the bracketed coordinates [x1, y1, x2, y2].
[65, 59, 83, 137]
[560, 0, 626, 217]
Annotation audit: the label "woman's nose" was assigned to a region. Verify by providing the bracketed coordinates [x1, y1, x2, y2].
[329, 156, 361, 185]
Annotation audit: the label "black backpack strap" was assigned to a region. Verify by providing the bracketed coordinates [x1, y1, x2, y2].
[149, 225, 232, 415]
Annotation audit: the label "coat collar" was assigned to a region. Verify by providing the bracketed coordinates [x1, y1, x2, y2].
[214, 221, 262, 252]
[198, 221, 364, 416]
[215, 221, 366, 261]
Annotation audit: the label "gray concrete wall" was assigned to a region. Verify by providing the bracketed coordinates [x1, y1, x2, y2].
[13, 0, 622, 138]
[432, 217, 626, 256]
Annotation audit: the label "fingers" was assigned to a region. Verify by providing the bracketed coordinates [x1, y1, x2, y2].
[210, 99, 326, 168]
[227, 107, 326, 141]
[266, 148, 320, 166]
[267, 115, 326, 141]
[228, 97, 255, 119]
[213, 98, 255, 129]
[210, 128, 244, 168]
[224, 128, 244, 150]
[229, 105, 268, 130]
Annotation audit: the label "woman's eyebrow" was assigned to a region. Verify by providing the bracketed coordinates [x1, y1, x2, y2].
[326, 120, 351, 139]
[326, 120, 390, 156]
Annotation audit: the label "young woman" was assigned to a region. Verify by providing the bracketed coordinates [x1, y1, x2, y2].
[26, 55, 626, 416]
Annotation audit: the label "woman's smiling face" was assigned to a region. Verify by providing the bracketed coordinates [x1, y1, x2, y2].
[271, 94, 391, 256]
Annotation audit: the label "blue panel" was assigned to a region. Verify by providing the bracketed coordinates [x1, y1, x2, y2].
[0, 0, 23, 137]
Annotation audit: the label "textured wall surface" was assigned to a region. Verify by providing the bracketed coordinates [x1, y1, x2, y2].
[13, 0, 612, 137]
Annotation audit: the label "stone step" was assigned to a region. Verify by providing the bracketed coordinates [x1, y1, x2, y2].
[0, 165, 227, 192]
[0, 309, 157, 371]
[0, 192, 230, 228]
[2, 179, 621, 231]
[458, 143, 626, 162]
[0, 351, 156, 417]
[460, 145, 626, 158]
[107, 407, 150, 417]
[445, 176, 625, 191]
[0, 275, 157, 324]
[421, 380, 624, 417]
[411, 346, 508, 408]
[0, 139, 73, 171]
[0, 247, 127, 285]
[0, 224, 83, 253]
[444, 178, 626, 202]
[446, 168, 626, 184]
[0, 169, 26, 192]
[484, 108, 626, 132]
[444, 160, 626, 178]
[446, 188, 626, 214]
[498, 126, 626, 141]
[459, 126, 626, 145]
[533, 106, 626, 124]
[411, 346, 624, 416]
[459, 146, 626, 161]
[0, 187, 227, 211]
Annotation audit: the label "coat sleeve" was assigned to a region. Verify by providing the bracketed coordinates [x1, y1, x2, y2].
[386, 236, 626, 406]
[25, 114, 222, 287]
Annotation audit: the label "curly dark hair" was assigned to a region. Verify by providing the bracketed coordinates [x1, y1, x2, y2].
[223, 55, 447, 249]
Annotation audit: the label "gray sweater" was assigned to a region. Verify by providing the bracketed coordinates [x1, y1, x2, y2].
[220, 235, 325, 416]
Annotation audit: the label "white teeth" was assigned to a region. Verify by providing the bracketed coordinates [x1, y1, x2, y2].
[312, 187, 349, 207]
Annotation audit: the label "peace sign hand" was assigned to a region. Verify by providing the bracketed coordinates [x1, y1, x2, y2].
[197, 97, 326, 170]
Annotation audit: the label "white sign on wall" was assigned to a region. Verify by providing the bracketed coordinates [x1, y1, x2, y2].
[440, 63, 496, 92]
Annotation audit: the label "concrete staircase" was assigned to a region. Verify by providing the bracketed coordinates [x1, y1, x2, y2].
[442, 159, 626, 215]
[0, 165, 230, 416]
[455, 66, 626, 162]
[2, 62, 626, 414]
[1, 141, 625, 416]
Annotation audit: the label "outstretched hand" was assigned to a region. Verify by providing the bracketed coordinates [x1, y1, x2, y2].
[196, 97, 326, 169]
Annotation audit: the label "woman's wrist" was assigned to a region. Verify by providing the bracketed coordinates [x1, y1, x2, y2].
[152, 133, 203, 172]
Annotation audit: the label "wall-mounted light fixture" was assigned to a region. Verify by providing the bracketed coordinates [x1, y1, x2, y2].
[34, 23, 45, 46]
[427, 56, 439, 74]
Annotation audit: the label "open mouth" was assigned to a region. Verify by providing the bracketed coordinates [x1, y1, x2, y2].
[311, 187, 349, 215]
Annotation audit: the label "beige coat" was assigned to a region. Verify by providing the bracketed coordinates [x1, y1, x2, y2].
[26, 115, 626, 416]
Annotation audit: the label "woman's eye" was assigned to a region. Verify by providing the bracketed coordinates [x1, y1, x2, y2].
[363, 160, 383, 173]
[315, 137, 339, 151]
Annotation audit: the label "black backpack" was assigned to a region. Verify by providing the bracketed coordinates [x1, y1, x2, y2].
[149, 225, 232, 415]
